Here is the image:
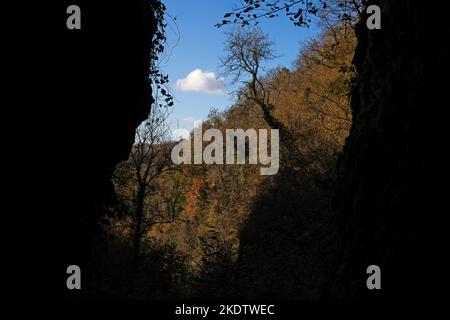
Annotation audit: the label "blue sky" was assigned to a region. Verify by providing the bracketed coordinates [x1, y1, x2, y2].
[161, 0, 321, 139]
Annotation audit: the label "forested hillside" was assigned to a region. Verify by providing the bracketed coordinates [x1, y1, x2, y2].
[90, 20, 357, 298]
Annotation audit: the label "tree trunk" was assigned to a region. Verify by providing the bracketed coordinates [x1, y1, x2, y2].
[132, 185, 146, 267]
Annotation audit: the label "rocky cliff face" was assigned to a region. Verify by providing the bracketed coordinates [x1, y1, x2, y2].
[6, 1, 157, 298]
[335, 0, 449, 298]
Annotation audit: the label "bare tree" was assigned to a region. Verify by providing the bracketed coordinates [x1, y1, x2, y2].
[221, 29, 283, 129]
[220, 28, 307, 166]
[111, 105, 182, 266]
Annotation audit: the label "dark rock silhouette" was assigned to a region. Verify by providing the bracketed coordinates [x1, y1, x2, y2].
[334, 0, 449, 298]
[6, 1, 157, 298]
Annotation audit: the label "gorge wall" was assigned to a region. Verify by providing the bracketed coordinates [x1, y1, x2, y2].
[6, 1, 157, 298]
[334, 0, 449, 298]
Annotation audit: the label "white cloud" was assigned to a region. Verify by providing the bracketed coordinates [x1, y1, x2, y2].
[176, 69, 226, 94]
